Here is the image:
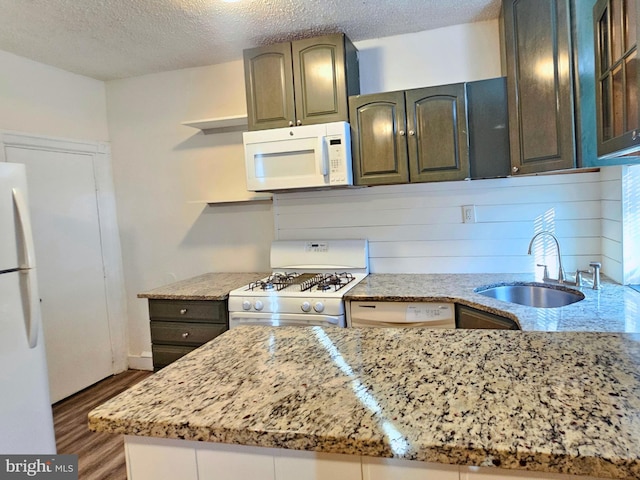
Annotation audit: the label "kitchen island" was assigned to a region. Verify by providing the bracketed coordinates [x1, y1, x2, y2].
[89, 325, 640, 479]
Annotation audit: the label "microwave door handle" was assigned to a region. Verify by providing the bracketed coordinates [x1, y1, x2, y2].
[320, 137, 329, 176]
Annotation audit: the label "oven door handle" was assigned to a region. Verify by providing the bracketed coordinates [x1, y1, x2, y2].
[229, 311, 343, 328]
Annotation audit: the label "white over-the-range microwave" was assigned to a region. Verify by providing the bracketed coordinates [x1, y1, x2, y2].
[243, 121, 353, 192]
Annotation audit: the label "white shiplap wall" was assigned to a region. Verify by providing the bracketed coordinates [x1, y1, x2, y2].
[600, 166, 623, 282]
[622, 165, 640, 284]
[274, 171, 607, 276]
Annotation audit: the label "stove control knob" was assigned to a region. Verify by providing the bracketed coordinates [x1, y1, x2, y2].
[242, 300, 251, 311]
[313, 302, 325, 313]
[301, 301, 311, 313]
[254, 300, 264, 311]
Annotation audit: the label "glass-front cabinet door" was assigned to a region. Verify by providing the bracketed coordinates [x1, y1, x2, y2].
[594, 0, 640, 158]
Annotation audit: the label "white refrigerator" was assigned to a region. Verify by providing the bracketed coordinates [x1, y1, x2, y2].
[0, 162, 56, 454]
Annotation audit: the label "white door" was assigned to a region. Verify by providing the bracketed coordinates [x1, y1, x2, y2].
[5, 146, 114, 402]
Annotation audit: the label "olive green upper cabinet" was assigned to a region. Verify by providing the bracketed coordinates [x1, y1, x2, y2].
[349, 91, 409, 185]
[243, 34, 360, 131]
[502, 0, 576, 174]
[594, 0, 640, 158]
[406, 84, 470, 183]
[350, 84, 470, 186]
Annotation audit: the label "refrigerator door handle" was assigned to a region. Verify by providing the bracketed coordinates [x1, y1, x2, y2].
[13, 187, 40, 348]
[20, 270, 40, 348]
[12, 187, 37, 269]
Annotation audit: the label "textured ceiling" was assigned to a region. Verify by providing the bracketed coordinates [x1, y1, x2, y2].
[0, 0, 501, 81]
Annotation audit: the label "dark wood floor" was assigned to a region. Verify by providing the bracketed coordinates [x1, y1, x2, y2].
[52, 369, 153, 480]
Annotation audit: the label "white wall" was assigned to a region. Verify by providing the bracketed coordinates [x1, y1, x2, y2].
[356, 20, 501, 93]
[621, 165, 640, 284]
[601, 166, 623, 282]
[274, 172, 603, 276]
[0, 50, 108, 141]
[106, 61, 275, 359]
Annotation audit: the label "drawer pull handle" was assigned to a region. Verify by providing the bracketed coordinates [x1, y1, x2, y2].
[182, 332, 190, 338]
[180, 308, 187, 315]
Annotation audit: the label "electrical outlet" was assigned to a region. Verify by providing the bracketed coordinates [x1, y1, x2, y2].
[462, 205, 476, 223]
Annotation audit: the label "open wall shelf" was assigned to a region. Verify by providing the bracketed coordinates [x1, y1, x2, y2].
[188, 195, 272, 206]
[181, 115, 248, 133]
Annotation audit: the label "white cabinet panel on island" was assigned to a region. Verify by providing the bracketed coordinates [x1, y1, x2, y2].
[362, 457, 460, 479]
[274, 449, 361, 480]
[125, 437, 198, 480]
[197, 442, 277, 480]
[460, 466, 604, 480]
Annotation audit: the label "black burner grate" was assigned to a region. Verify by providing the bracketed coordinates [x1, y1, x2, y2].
[246, 272, 356, 292]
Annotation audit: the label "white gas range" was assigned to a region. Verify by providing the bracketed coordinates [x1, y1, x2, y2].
[228, 239, 368, 328]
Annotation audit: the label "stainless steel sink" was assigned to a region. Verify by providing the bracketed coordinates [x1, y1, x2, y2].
[475, 283, 585, 308]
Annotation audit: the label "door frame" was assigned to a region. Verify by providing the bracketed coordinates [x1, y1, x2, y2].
[0, 130, 127, 374]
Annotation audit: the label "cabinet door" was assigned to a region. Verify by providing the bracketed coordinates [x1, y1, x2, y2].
[455, 305, 520, 330]
[349, 91, 409, 185]
[466, 77, 511, 179]
[406, 84, 470, 183]
[275, 450, 361, 480]
[503, 0, 576, 174]
[594, 0, 640, 158]
[244, 42, 296, 130]
[292, 34, 350, 126]
[125, 436, 198, 480]
[197, 443, 276, 480]
[363, 457, 459, 480]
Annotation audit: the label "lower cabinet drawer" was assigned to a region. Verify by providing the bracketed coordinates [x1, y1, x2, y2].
[151, 321, 226, 346]
[149, 299, 227, 323]
[151, 344, 198, 369]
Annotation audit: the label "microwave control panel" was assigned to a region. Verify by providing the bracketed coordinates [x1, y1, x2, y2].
[326, 135, 352, 185]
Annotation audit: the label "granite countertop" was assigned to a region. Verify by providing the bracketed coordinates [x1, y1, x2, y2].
[137, 271, 640, 332]
[345, 273, 640, 333]
[89, 326, 640, 479]
[137, 272, 269, 301]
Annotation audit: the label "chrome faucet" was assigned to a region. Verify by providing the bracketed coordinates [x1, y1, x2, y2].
[527, 231, 566, 284]
[527, 231, 603, 289]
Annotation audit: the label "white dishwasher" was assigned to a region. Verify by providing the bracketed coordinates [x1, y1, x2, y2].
[348, 301, 455, 328]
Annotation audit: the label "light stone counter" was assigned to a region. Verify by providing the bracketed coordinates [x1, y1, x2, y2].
[345, 273, 640, 333]
[137, 272, 270, 301]
[89, 326, 640, 479]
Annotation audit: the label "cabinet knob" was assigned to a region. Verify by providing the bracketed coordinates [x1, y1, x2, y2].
[296, 120, 302, 126]
[182, 332, 189, 338]
[512, 166, 519, 173]
[399, 130, 406, 136]
[179, 308, 187, 315]
[288, 121, 294, 127]
[409, 130, 415, 136]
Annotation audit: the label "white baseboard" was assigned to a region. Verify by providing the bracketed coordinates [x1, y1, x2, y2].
[128, 351, 153, 371]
